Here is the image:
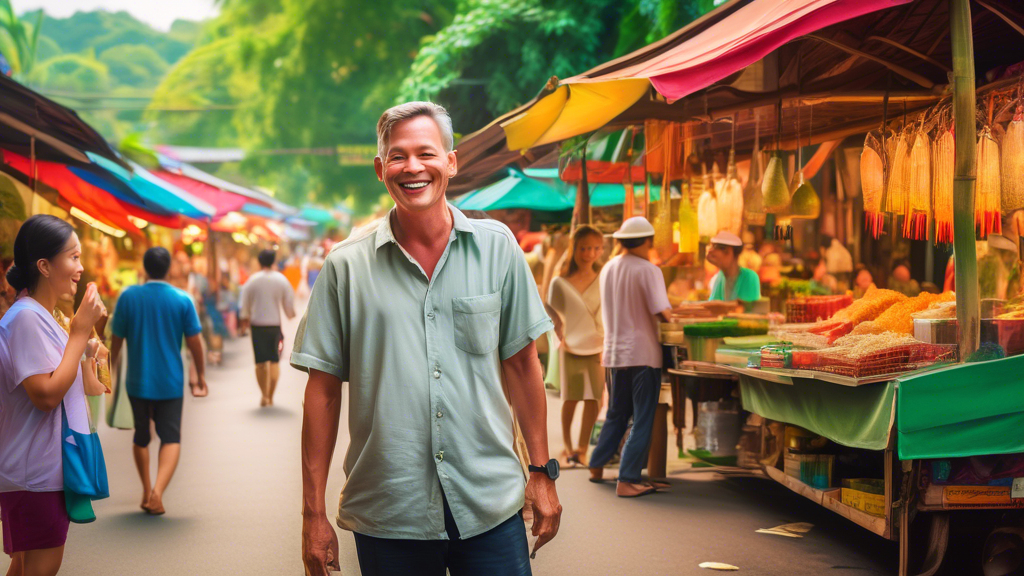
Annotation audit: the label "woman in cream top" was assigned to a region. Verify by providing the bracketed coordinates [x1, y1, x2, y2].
[547, 225, 605, 467]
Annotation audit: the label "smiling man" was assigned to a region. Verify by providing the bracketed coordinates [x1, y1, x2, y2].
[293, 102, 561, 576]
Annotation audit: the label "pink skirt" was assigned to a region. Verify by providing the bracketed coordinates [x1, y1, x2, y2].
[0, 491, 70, 554]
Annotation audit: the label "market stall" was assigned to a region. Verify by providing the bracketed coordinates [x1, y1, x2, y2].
[450, 0, 1024, 573]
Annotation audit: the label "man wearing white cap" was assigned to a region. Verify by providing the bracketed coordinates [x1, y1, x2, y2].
[588, 216, 673, 498]
[706, 230, 761, 302]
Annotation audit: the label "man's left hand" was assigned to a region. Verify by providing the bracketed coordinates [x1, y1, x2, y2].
[525, 473, 561, 556]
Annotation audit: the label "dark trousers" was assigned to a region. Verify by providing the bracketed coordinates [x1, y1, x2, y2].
[353, 494, 532, 576]
[588, 366, 661, 483]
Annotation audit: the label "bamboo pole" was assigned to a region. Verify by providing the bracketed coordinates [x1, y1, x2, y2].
[571, 142, 589, 229]
[950, 0, 980, 359]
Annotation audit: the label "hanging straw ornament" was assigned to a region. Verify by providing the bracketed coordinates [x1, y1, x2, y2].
[743, 113, 766, 226]
[698, 163, 719, 237]
[1002, 105, 1024, 213]
[717, 119, 744, 235]
[678, 185, 700, 254]
[933, 121, 955, 244]
[884, 129, 911, 224]
[904, 123, 931, 240]
[790, 105, 820, 221]
[652, 122, 676, 254]
[976, 125, 1002, 237]
[861, 131, 886, 238]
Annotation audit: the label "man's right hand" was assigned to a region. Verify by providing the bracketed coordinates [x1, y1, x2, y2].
[190, 375, 208, 398]
[302, 514, 340, 576]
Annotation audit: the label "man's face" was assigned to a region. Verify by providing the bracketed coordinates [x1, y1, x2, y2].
[375, 115, 457, 213]
[706, 243, 735, 268]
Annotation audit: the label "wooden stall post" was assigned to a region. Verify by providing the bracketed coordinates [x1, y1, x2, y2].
[571, 143, 590, 229]
[950, 0, 980, 359]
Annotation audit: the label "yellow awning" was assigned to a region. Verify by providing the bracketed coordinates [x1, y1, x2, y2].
[501, 79, 650, 151]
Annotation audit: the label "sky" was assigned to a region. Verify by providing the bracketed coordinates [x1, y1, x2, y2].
[15, 0, 218, 31]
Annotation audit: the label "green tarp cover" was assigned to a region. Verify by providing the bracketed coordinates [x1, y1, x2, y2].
[897, 355, 1024, 460]
[739, 375, 895, 451]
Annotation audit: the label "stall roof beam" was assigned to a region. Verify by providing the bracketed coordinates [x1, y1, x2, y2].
[974, 0, 1024, 38]
[802, 34, 935, 89]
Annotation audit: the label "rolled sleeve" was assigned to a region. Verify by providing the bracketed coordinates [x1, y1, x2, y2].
[645, 267, 671, 315]
[498, 241, 554, 360]
[290, 258, 347, 380]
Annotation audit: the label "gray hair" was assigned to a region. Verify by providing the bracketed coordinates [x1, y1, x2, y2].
[376, 101, 454, 159]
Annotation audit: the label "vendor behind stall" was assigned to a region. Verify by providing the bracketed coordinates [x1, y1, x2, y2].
[706, 231, 761, 302]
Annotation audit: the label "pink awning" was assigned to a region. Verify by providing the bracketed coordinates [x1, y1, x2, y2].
[570, 0, 911, 102]
[152, 169, 248, 217]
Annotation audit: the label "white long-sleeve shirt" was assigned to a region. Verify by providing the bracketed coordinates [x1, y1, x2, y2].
[239, 270, 296, 327]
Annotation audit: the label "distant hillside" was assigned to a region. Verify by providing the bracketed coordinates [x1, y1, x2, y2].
[23, 10, 201, 66]
[14, 9, 206, 141]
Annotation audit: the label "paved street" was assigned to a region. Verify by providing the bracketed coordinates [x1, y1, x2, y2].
[3, 304, 900, 575]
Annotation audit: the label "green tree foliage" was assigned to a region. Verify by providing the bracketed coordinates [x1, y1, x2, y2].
[399, 0, 716, 133]
[99, 44, 169, 88]
[150, 0, 459, 211]
[0, 0, 41, 76]
[32, 52, 111, 92]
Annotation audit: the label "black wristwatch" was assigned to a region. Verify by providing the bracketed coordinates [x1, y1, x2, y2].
[528, 459, 560, 481]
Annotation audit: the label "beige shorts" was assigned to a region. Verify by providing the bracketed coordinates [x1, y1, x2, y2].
[559, 350, 604, 402]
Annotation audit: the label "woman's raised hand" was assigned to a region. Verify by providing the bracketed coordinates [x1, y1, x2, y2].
[71, 283, 107, 336]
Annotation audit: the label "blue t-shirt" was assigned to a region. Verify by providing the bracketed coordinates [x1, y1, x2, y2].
[111, 282, 202, 400]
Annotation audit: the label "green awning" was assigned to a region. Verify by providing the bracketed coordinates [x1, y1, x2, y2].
[299, 206, 338, 225]
[897, 355, 1024, 460]
[455, 169, 573, 212]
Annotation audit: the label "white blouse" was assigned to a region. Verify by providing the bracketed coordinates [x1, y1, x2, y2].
[548, 276, 604, 356]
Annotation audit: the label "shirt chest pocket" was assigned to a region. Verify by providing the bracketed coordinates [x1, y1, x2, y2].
[452, 292, 501, 355]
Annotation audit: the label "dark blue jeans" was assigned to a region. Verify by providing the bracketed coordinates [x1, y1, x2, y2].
[353, 494, 531, 576]
[588, 366, 661, 483]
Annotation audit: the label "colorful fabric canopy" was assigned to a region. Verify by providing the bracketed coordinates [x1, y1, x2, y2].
[85, 153, 215, 220]
[153, 169, 248, 217]
[455, 169, 573, 212]
[1, 150, 181, 235]
[502, 80, 649, 151]
[298, 206, 338, 226]
[500, 0, 909, 151]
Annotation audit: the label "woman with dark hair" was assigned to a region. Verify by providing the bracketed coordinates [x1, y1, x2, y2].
[0, 214, 108, 576]
[546, 225, 605, 467]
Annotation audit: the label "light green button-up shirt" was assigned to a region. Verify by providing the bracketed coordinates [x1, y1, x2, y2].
[290, 204, 552, 540]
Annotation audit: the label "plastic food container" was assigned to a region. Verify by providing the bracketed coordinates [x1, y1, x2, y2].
[982, 318, 1024, 357]
[913, 318, 959, 345]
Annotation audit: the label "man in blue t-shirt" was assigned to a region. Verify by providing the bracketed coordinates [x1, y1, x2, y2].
[110, 247, 205, 516]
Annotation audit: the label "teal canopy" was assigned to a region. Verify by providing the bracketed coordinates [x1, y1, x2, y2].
[299, 206, 338, 225]
[86, 152, 215, 220]
[588, 183, 662, 208]
[455, 169, 572, 212]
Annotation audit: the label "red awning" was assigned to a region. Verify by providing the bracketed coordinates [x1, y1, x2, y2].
[152, 169, 248, 217]
[2, 150, 183, 235]
[569, 0, 911, 102]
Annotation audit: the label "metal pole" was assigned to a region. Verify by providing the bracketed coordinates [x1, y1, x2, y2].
[950, 0, 980, 359]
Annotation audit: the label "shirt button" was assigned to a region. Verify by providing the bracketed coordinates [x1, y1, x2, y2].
[433, 369, 442, 379]
[436, 411, 444, 418]
[435, 451, 444, 462]
[427, 311, 435, 319]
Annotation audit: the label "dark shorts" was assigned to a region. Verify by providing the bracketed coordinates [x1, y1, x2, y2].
[0, 491, 70, 554]
[251, 325, 284, 363]
[128, 396, 183, 446]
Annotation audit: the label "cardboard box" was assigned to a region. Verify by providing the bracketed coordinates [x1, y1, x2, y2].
[842, 487, 886, 517]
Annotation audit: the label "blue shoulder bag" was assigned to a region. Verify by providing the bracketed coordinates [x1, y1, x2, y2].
[61, 401, 109, 523]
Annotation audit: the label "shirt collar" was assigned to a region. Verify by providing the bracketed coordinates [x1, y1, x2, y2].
[374, 203, 475, 250]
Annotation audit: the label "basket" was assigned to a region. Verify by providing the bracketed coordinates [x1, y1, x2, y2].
[785, 294, 853, 324]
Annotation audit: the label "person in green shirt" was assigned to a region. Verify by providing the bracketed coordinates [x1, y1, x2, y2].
[706, 230, 761, 302]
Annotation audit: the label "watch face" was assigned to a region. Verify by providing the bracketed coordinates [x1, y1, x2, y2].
[546, 458, 560, 481]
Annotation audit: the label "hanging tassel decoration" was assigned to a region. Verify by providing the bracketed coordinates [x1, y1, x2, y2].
[976, 126, 1002, 238]
[905, 126, 931, 241]
[933, 124, 955, 244]
[861, 132, 886, 238]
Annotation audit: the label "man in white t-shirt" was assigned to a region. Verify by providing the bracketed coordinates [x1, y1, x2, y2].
[239, 249, 296, 407]
[588, 217, 673, 498]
